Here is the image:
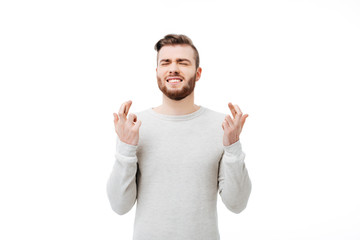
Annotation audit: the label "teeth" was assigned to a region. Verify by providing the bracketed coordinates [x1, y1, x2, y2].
[167, 78, 182, 82]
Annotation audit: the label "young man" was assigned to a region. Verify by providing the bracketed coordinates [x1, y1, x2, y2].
[107, 34, 252, 240]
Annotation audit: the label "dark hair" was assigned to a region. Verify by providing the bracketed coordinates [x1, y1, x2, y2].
[154, 34, 200, 69]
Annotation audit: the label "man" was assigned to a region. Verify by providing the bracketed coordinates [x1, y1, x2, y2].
[107, 34, 251, 240]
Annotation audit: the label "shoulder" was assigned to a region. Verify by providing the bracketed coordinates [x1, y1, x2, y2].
[202, 106, 227, 121]
[200, 106, 227, 132]
[132, 108, 149, 119]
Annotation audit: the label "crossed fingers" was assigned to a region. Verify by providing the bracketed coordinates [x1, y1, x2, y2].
[227, 102, 248, 130]
[117, 100, 132, 122]
[228, 102, 242, 121]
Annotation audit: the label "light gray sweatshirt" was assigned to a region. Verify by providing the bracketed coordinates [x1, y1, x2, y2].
[106, 105, 252, 240]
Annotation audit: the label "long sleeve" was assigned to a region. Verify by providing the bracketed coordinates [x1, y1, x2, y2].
[218, 139, 252, 214]
[106, 137, 138, 215]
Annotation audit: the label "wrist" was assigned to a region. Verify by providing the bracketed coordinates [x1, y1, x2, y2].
[116, 137, 138, 157]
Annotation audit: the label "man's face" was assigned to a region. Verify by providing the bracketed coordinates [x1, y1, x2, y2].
[156, 44, 202, 101]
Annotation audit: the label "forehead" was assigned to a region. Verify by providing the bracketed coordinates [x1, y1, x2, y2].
[158, 45, 195, 62]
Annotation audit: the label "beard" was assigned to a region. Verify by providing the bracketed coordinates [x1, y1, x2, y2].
[157, 73, 197, 101]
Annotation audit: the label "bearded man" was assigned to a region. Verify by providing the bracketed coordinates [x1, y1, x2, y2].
[107, 34, 252, 240]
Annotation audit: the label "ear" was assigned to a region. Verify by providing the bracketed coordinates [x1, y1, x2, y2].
[196, 67, 202, 81]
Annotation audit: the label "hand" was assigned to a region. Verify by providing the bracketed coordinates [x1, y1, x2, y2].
[222, 102, 248, 146]
[113, 100, 142, 146]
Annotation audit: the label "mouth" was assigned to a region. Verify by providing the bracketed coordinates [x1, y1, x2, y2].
[166, 77, 183, 84]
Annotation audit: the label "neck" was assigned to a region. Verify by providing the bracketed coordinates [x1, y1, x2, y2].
[153, 92, 200, 115]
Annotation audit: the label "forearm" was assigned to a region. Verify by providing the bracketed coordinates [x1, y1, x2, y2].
[219, 140, 252, 214]
[106, 138, 138, 215]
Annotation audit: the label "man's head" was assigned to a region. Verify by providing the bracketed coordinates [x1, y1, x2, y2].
[155, 34, 200, 69]
[154, 34, 202, 101]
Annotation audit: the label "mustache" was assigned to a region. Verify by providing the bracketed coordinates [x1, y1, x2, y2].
[167, 74, 183, 77]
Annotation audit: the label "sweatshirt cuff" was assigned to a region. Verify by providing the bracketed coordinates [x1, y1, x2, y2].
[116, 138, 138, 157]
[223, 139, 242, 156]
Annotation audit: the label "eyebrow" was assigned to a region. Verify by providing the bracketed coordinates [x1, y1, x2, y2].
[159, 58, 192, 63]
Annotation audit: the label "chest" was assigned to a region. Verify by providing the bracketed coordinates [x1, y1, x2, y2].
[136, 122, 224, 180]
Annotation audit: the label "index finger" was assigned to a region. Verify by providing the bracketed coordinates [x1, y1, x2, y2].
[233, 104, 243, 122]
[228, 102, 237, 119]
[124, 100, 132, 116]
[233, 104, 242, 117]
[118, 100, 132, 120]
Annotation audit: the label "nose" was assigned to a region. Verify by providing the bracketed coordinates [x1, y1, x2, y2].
[169, 62, 180, 74]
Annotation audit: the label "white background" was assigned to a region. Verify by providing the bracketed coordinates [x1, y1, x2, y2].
[1, 0, 359, 239]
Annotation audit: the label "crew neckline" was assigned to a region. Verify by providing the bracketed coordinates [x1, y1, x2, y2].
[146, 105, 206, 121]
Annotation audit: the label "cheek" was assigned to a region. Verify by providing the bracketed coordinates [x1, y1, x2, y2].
[157, 68, 167, 75]
[156, 69, 164, 77]
[183, 68, 196, 77]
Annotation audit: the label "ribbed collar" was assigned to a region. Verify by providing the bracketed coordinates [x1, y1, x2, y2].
[146, 105, 206, 121]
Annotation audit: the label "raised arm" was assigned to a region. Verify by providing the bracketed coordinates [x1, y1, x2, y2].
[106, 100, 142, 215]
[218, 102, 251, 213]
